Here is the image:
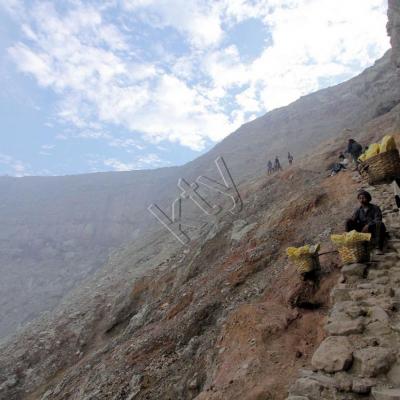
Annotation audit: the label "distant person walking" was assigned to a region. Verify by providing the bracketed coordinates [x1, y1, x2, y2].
[347, 139, 363, 164]
[274, 156, 282, 172]
[288, 152, 294, 165]
[267, 160, 273, 175]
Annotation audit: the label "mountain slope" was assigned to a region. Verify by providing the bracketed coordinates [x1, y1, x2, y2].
[388, 0, 400, 69]
[1, 46, 400, 339]
[0, 4, 399, 399]
[2, 109, 400, 399]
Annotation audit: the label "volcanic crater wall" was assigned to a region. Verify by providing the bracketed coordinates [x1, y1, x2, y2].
[388, 0, 400, 68]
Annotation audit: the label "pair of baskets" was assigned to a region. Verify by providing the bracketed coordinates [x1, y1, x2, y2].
[337, 241, 370, 265]
[359, 149, 400, 185]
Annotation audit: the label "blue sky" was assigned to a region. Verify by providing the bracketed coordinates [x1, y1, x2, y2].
[0, 0, 390, 176]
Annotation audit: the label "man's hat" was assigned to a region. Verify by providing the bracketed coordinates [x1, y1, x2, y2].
[357, 190, 372, 202]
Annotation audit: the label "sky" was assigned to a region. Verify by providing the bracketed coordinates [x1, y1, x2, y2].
[0, 0, 391, 177]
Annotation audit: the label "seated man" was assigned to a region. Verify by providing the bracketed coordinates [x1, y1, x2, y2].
[339, 153, 349, 167]
[330, 162, 346, 176]
[346, 190, 386, 253]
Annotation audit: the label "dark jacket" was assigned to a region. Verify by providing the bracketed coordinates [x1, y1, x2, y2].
[347, 141, 363, 157]
[351, 203, 382, 227]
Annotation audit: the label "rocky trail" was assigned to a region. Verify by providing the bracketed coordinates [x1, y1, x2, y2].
[288, 173, 400, 400]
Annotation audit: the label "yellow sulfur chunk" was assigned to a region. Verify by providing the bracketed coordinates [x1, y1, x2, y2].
[331, 230, 371, 245]
[380, 135, 397, 152]
[358, 153, 367, 162]
[365, 143, 380, 160]
[287, 244, 320, 258]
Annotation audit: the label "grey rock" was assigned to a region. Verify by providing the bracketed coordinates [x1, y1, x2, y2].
[372, 388, 400, 400]
[125, 305, 150, 334]
[366, 306, 390, 325]
[352, 378, 376, 394]
[331, 287, 351, 303]
[342, 263, 366, 282]
[388, 362, 400, 386]
[365, 321, 393, 336]
[188, 377, 199, 390]
[289, 378, 322, 399]
[129, 374, 142, 392]
[354, 347, 396, 378]
[333, 372, 353, 392]
[297, 371, 336, 388]
[326, 317, 364, 336]
[230, 220, 257, 242]
[311, 336, 353, 373]
[287, 397, 310, 400]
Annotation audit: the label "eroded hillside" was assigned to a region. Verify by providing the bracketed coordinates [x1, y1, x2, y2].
[1, 101, 400, 399]
[2, 4, 400, 340]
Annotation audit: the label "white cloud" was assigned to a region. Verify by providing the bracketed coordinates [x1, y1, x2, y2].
[0, 153, 30, 176]
[109, 138, 145, 150]
[200, 0, 390, 110]
[39, 144, 55, 156]
[5, 0, 391, 156]
[103, 158, 136, 171]
[0, 0, 24, 16]
[123, 0, 224, 48]
[103, 153, 166, 171]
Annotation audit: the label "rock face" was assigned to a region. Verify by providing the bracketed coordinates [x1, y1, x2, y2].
[388, 0, 400, 69]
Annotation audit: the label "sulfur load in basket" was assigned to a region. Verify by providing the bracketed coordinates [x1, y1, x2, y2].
[331, 230, 372, 265]
[358, 135, 400, 185]
[286, 244, 320, 274]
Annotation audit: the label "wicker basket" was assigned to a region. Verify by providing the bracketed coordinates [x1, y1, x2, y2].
[291, 254, 320, 274]
[337, 241, 370, 265]
[360, 149, 400, 185]
[358, 163, 369, 181]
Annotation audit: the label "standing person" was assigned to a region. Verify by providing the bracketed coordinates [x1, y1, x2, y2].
[267, 160, 273, 175]
[345, 190, 386, 253]
[347, 139, 363, 164]
[288, 152, 294, 165]
[274, 156, 282, 172]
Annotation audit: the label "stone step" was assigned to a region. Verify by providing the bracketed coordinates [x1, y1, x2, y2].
[311, 336, 353, 373]
[372, 388, 400, 399]
[286, 183, 400, 400]
[341, 263, 367, 283]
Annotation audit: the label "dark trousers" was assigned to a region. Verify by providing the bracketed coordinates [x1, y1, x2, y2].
[345, 219, 386, 250]
[351, 151, 362, 163]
